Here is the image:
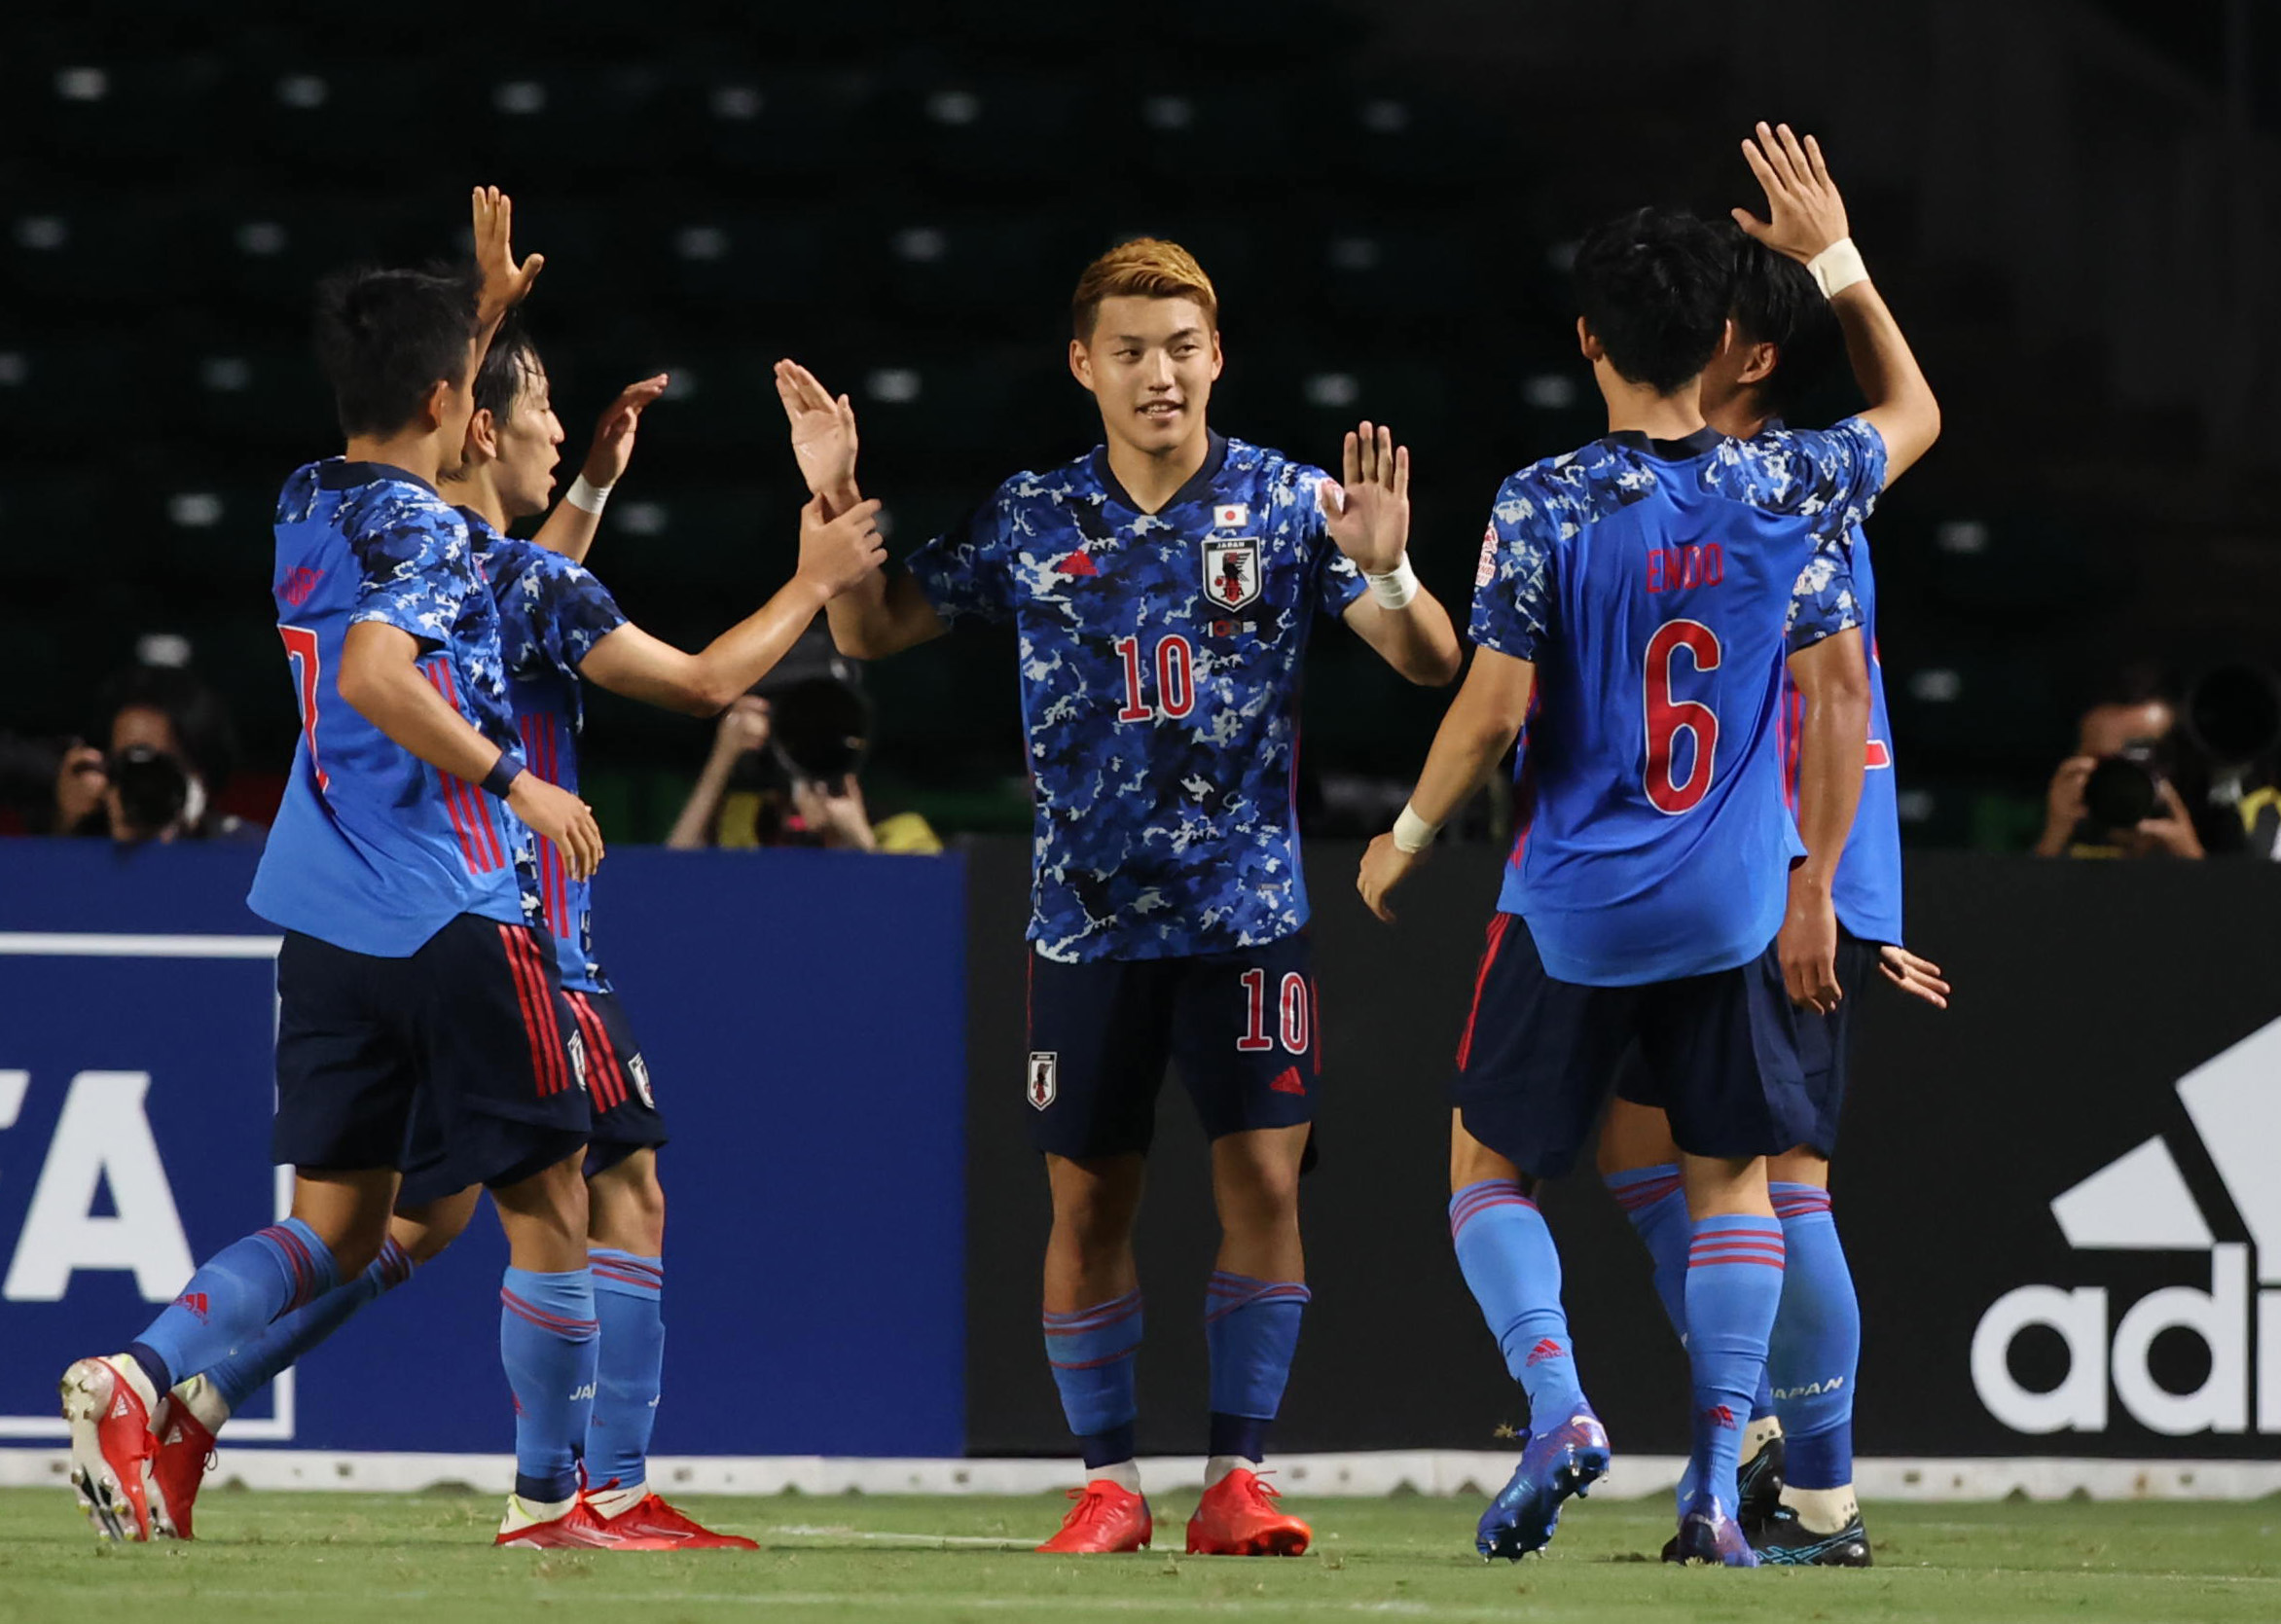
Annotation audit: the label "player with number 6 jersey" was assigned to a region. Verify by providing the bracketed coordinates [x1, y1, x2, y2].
[781, 236, 1462, 1557]
[1360, 128, 1942, 1570]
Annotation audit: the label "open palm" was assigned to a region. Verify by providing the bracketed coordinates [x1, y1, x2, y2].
[776, 359, 859, 497]
[1317, 421, 1410, 575]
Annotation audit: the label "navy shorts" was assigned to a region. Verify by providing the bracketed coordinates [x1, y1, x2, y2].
[1449, 913, 1816, 1180]
[1613, 927, 1880, 1157]
[397, 985, 667, 1207]
[273, 914, 591, 1193]
[1024, 934, 1320, 1160]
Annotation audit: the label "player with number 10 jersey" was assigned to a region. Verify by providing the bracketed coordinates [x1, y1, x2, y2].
[779, 237, 1463, 1557]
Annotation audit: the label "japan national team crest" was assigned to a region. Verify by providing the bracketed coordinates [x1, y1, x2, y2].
[1027, 1051, 1059, 1110]
[1202, 536, 1262, 613]
[566, 1029, 589, 1092]
[628, 1052, 654, 1108]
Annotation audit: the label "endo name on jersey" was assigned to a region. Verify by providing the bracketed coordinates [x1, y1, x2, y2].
[906, 434, 1364, 963]
[1470, 421, 1886, 987]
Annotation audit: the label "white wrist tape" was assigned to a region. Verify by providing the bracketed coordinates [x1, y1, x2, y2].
[1392, 804, 1439, 854]
[1807, 237, 1869, 299]
[564, 474, 613, 515]
[1366, 555, 1420, 610]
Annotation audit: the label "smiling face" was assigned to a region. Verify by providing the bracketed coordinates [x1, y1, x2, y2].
[1070, 295, 1222, 460]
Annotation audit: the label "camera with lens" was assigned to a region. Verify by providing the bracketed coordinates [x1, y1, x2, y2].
[107, 743, 193, 839]
[2079, 738, 2170, 837]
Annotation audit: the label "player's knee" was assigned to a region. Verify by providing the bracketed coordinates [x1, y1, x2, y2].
[322, 1225, 388, 1280]
[391, 1187, 480, 1265]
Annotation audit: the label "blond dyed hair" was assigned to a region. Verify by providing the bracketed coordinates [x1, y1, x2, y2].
[1070, 237, 1218, 341]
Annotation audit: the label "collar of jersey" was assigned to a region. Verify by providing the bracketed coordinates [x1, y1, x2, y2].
[454, 504, 503, 545]
[1602, 426, 1723, 461]
[319, 458, 440, 496]
[1090, 430, 1228, 518]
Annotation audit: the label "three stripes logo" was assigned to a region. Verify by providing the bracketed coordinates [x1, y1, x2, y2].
[1525, 1337, 1566, 1368]
[1973, 1016, 2281, 1437]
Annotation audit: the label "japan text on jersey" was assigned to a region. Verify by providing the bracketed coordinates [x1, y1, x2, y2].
[248, 460, 541, 957]
[469, 514, 630, 992]
[906, 434, 1366, 962]
[1469, 420, 1885, 987]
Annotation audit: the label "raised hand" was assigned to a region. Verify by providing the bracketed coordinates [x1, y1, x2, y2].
[1732, 122, 1850, 266]
[471, 185, 544, 323]
[795, 493, 887, 599]
[776, 360, 860, 501]
[1876, 943, 1951, 1009]
[583, 375, 670, 489]
[508, 774, 602, 880]
[1317, 421, 1410, 576]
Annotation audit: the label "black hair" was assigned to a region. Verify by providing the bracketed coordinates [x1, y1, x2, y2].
[91, 665, 239, 793]
[472, 310, 544, 422]
[311, 264, 478, 438]
[1720, 221, 1843, 418]
[1571, 207, 1731, 395]
[2088, 660, 2178, 714]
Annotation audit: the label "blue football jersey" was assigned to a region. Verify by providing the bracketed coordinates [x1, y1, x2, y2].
[906, 433, 1365, 962]
[1470, 421, 1885, 987]
[468, 513, 631, 993]
[248, 460, 537, 956]
[1779, 523, 1901, 944]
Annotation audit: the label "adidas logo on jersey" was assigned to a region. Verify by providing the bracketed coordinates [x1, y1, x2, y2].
[1525, 1337, 1566, 1368]
[1973, 1015, 2281, 1437]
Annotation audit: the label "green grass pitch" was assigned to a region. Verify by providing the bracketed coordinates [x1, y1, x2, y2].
[2, 1487, 2274, 1623]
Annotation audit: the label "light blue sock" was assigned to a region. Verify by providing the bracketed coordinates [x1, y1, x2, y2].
[587, 1250, 665, 1493]
[202, 1239, 415, 1412]
[127, 1218, 341, 1396]
[500, 1267, 599, 1505]
[1205, 1272, 1310, 1461]
[1450, 1180, 1585, 1430]
[1603, 1163, 1689, 1341]
[1042, 1290, 1143, 1462]
[1684, 1215, 1786, 1514]
[1769, 1183, 1858, 1491]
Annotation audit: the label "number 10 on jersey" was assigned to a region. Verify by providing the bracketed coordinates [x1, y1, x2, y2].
[1115, 634, 1196, 723]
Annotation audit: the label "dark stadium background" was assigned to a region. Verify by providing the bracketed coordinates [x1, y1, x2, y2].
[4, 0, 2277, 846]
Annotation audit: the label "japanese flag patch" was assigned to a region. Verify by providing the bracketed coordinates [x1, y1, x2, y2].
[1213, 503, 1249, 529]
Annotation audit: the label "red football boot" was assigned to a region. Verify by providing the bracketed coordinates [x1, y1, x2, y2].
[148, 1390, 218, 1539]
[1185, 1467, 1311, 1557]
[597, 1493, 759, 1550]
[59, 1356, 160, 1542]
[1035, 1481, 1153, 1554]
[495, 1498, 683, 1550]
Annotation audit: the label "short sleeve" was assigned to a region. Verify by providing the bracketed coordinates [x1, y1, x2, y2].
[525, 554, 630, 671]
[1293, 467, 1367, 620]
[905, 487, 1017, 627]
[345, 490, 470, 650]
[1753, 416, 1888, 543]
[1466, 478, 1556, 660]
[1785, 528, 1864, 652]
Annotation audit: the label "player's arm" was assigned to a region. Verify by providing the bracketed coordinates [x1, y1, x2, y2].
[469, 186, 543, 363]
[579, 496, 887, 715]
[773, 358, 949, 660]
[338, 621, 603, 878]
[531, 375, 670, 564]
[1734, 124, 1940, 482]
[1780, 626, 1872, 1013]
[1322, 424, 1463, 687]
[1356, 645, 1536, 921]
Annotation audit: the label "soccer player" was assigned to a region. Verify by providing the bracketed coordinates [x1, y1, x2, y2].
[779, 237, 1464, 1556]
[139, 321, 887, 1549]
[1357, 126, 1941, 1566]
[55, 189, 651, 1548]
[1593, 223, 1951, 1568]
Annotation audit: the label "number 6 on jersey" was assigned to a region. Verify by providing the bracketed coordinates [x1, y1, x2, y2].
[1644, 619, 1720, 814]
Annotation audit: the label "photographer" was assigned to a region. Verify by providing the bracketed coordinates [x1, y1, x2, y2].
[2034, 668, 2203, 860]
[665, 635, 938, 854]
[57, 665, 263, 845]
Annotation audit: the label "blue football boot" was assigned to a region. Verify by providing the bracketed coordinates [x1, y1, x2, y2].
[1474, 1405, 1611, 1561]
[1666, 1494, 1759, 1567]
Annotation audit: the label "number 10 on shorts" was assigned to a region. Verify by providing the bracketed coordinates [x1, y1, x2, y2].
[1238, 968, 1311, 1054]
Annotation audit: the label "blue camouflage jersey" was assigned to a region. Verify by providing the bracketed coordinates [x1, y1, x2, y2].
[249, 460, 539, 956]
[1778, 523, 1902, 945]
[906, 433, 1366, 962]
[464, 511, 631, 992]
[1470, 420, 1885, 987]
